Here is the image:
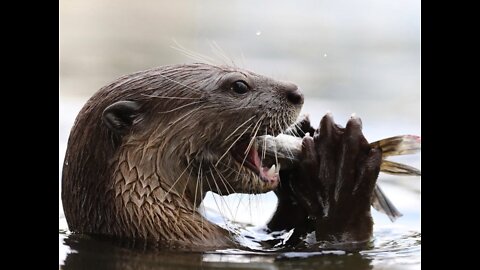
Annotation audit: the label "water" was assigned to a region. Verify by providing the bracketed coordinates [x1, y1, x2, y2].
[60, 0, 419, 268]
[59, 97, 420, 269]
[59, 231, 419, 270]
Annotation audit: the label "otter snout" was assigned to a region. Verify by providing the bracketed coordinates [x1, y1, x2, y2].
[287, 88, 304, 105]
[281, 83, 304, 106]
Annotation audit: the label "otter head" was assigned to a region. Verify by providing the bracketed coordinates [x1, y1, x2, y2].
[168, 64, 304, 198]
[62, 63, 303, 241]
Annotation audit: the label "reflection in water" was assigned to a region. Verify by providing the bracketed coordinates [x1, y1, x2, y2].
[61, 233, 378, 270]
[60, 196, 420, 270]
[61, 229, 421, 269]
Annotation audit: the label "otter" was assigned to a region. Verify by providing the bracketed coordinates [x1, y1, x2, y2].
[62, 63, 389, 249]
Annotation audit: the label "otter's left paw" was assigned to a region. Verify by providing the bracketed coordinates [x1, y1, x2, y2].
[288, 114, 382, 243]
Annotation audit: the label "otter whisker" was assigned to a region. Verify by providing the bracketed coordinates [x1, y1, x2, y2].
[262, 127, 268, 160]
[208, 169, 236, 223]
[214, 159, 245, 213]
[281, 141, 297, 161]
[209, 40, 236, 67]
[171, 39, 217, 65]
[222, 115, 256, 143]
[283, 117, 297, 135]
[235, 119, 261, 182]
[233, 119, 263, 185]
[222, 105, 262, 112]
[140, 105, 213, 154]
[214, 160, 235, 174]
[157, 100, 205, 114]
[141, 94, 203, 100]
[155, 71, 207, 94]
[276, 119, 296, 160]
[289, 121, 305, 137]
[172, 49, 216, 65]
[233, 193, 245, 222]
[223, 160, 253, 222]
[259, 126, 268, 191]
[160, 160, 193, 202]
[283, 121, 306, 157]
[153, 105, 215, 141]
[273, 117, 279, 136]
[281, 142, 296, 161]
[211, 162, 237, 195]
[210, 163, 235, 192]
[167, 105, 215, 128]
[178, 166, 195, 218]
[193, 161, 202, 218]
[172, 48, 216, 65]
[221, 165, 236, 177]
[277, 136, 296, 162]
[244, 116, 265, 155]
[248, 184, 253, 224]
[273, 139, 279, 168]
[151, 105, 205, 138]
[197, 164, 205, 240]
[205, 170, 234, 235]
[181, 166, 194, 202]
[216, 166, 246, 221]
[276, 119, 284, 134]
[215, 121, 255, 167]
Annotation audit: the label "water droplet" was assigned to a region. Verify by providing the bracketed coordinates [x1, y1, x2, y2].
[323, 53, 328, 58]
[65, 162, 69, 166]
[256, 31, 262, 36]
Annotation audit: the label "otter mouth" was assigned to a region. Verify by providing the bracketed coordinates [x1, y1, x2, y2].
[230, 140, 280, 184]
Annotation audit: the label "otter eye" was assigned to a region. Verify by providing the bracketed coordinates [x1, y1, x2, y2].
[231, 80, 250, 94]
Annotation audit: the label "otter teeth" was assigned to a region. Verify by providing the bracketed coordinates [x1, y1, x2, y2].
[266, 164, 280, 178]
[266, 164, 276, 178]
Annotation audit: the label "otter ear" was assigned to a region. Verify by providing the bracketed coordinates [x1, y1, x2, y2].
[102, 101, 141, 134]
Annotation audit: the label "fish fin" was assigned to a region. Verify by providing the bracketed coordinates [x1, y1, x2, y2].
[380, 160, 421, 176]
[372, 184, 403, 222]
[371, 135, 421, 157]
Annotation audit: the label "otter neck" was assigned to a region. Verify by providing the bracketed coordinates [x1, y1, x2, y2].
[110, 141, 229, 246]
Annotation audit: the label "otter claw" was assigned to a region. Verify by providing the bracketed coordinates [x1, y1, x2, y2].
[346, 115, 362, 131]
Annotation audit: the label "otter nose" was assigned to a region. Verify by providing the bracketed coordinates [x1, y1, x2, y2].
[285, 86, 304, 105]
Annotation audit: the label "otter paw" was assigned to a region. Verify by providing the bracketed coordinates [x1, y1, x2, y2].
[289, 113, 382, 243]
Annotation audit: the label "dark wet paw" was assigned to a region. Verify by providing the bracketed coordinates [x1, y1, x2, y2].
[285, 114, 382, 243]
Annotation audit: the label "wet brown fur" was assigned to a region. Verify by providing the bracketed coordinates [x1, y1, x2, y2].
[62, 63, 302, 248]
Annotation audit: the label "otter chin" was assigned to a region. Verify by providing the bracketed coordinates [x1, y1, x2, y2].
[62, 63, 303, 248]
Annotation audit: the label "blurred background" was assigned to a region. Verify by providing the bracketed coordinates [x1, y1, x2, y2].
[60, 0, 419, 119]
[60, 0, 420, 269]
